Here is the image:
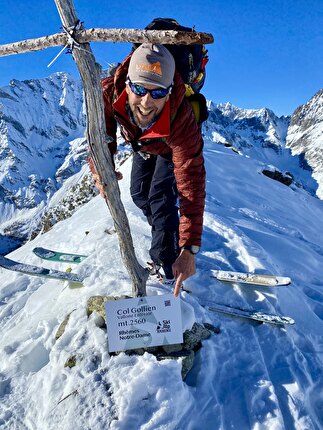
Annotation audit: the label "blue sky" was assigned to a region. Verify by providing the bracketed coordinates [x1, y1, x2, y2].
[0, 0, 322, 116]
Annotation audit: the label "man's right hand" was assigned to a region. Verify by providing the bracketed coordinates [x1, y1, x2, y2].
[89, 158, 123, 198]
[172, 249, 196, 297]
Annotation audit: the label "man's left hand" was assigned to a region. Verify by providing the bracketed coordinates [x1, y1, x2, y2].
[172, 249, 196, 297]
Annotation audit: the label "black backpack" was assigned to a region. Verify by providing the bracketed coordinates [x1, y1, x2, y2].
[144, 18, 208, 95]
[134, 18, 209, 123]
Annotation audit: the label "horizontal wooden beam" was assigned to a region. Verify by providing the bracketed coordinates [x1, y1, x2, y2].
[0, 28, 214, 57]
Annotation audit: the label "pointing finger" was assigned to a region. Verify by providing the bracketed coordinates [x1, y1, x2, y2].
[174, 274, 183, 297]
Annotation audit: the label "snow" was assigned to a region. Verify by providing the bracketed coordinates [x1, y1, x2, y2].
[0, 137, 323, 430]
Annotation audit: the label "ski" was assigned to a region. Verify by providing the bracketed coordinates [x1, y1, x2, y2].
[33, 247, 87, 264]
[200, 300, 295, 326]
[212, 270, 291, 287]
[148, 284, 294, 326]
[0, 255, 85, 283]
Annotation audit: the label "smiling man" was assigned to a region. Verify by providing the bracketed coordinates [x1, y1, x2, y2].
[126, 80, 170, 129]
[98, 43, 206, 296]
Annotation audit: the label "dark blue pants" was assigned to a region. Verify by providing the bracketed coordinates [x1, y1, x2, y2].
[130, 152, 179, 278]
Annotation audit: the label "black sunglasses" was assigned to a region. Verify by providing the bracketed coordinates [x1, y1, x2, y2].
[126, 79, 172, 100]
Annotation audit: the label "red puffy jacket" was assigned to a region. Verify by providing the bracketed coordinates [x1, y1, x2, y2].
[101, 54, 206, 248]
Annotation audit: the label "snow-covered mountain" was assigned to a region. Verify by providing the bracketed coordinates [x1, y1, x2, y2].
[208, 101, 290, 154]
[206, 102, 317, 194]
[0, 73, 90, 252]
[0, 72, 322, 256]
[286, 89, 323, 199]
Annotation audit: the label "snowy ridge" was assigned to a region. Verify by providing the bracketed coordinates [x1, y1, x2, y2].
[286, 89, 323, 198]
[0, 135, 322, 429]
[208, 100, 290, 150]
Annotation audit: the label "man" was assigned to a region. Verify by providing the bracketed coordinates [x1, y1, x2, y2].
[98, 43, 205, 297]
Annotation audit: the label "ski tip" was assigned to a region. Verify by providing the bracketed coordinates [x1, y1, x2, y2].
[281, 278, 292, 286]
[33, 247, 55, 258]
[32, 247, 88, 263]
[33, 247, 46, 252]
[281, 317, 295, 326]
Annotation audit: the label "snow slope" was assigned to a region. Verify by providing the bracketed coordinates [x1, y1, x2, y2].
[0, 137, 323, 429]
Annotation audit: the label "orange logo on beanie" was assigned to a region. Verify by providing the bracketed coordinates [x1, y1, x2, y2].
[136, 61, 162, 76]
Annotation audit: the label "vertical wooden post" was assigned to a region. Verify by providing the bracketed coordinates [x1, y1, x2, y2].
[54, 0, 148, 296]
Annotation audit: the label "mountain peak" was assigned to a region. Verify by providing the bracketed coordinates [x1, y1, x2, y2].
[286, 88, 323, 198]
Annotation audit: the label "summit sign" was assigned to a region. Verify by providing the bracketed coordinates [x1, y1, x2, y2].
[105, 294, 183, 352]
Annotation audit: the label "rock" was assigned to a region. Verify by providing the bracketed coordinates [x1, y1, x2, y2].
[64, 355, 77, 368]
[161, 343, 183, 354]
[157, 350, 195, 379]
[86, 295, 131, 320]
[203, 322, 221, 334]
[55, 310, 75, 340]
[182, 322, 211, 351]
[181, 350, 195, 379]
[90, 312, 106, 329]
[262, 168, 294, 186]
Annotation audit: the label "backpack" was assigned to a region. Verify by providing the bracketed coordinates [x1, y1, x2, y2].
[134, 18, 209, 123]
[144, 18, 208, 95]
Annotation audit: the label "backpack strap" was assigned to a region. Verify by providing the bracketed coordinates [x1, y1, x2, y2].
[189, 93, 209, 123]
[190, 99, 201, 123]
[171, 93, 209, 124]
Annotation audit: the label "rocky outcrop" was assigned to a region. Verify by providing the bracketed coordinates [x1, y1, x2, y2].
[262, 168, 294, 186]
[286, 89, 323, 198]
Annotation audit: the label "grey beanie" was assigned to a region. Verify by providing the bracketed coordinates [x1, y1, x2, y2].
[128, 44, 175, 89]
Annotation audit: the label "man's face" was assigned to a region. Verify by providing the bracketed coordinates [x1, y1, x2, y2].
[126, 83, 169, 129]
